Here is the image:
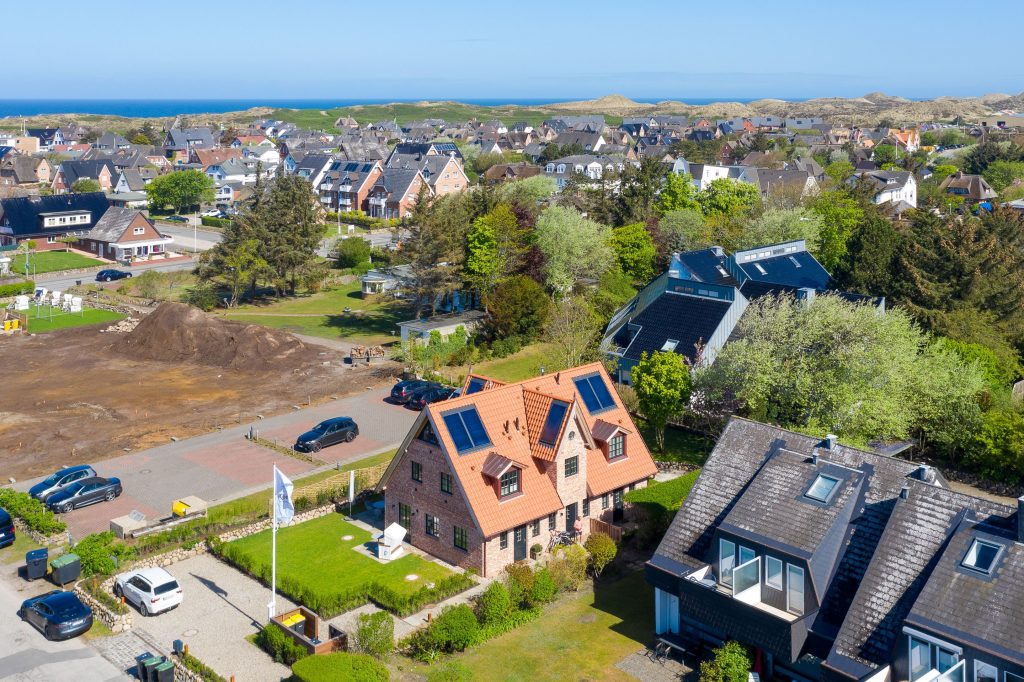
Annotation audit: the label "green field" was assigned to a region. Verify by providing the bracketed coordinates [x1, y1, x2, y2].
[469, 343, 553, 383]
[23, 306, 125, 334]
[639, 423, 713, 465]
[222, 279, 411, 345]
[226, 514, 453, 598]
[11, 251, 104, 275]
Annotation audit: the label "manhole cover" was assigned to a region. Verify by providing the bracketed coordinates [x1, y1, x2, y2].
[405, 574, 419, 581]
[183, 629, 198, 637]
[341, 535, 353, 541]
[139, 469, 152, 475]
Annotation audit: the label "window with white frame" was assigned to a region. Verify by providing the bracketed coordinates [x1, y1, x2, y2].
[976, 662, 998, 682]
[719, 539, 736, 586]
[133, 227, 145, 235]
[766, 557, 783, 590]
[786, 564, 804, 615]
[962, 538, 1001, 574]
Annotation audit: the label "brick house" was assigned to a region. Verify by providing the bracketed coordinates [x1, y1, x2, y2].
[78, 207, 173, 261]
[367, 168, 430, 219]
[318, 161, 383, 212]
[51, 160, 116, 194]
[378, 363, 657, 577]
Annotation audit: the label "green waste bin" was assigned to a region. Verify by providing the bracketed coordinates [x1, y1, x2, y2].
[154, 660, 175, 682]
[138, 656, 162, 682]
[49, 553, 80, 585]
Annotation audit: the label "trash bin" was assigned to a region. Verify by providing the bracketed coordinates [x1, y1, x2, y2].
[50, 553, 81, 585]
[138, 655, 162, 682]
[171, 499, 191, 517]
[134, 653, 155, 679]
[153, 660, 175, 682]
[25, 548, 48, 581]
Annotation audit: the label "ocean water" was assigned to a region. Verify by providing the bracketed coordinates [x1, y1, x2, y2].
[0, 97, 771, 119]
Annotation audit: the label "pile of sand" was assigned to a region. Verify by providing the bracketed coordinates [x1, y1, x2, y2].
[113, 302, 315, 371]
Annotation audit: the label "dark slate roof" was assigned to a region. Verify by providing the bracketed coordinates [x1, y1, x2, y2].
[827, 482, 1013, 676]
[735, 248, 830, 290]
[0, 192, 110, 237]
[59, 159, 115, 187]
[620, 291, 731, 364]
[380, 168, 422, 199]
[87, 207, 145, 242]
[676, 248, 736, 285]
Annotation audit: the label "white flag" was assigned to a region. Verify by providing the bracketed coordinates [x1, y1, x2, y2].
[273, 466, 294, 525]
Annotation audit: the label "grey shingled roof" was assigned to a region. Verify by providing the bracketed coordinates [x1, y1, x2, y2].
[87, 207, 147, 243]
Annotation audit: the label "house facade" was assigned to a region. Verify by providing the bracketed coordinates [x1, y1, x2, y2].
[850, 170, 918, 210]
[78, 207, 173, 261]
[367, 168, 429, 219]
[379, 364, 657, 578]
[0, 192, 110, 250]
[647, 418, 1024, 682]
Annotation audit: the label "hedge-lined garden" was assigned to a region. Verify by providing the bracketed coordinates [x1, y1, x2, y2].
[0, 489, 66, 535]
[325, 210, 401, 230]
[0, 279, 35, 298]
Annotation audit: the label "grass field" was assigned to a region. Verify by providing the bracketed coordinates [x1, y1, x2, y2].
[0, 533, 43, 564]
[468, 343, 553, 383]
[23, 306, 125, 334]
[639, 423, 713, 465]
[415, 571, 653, 682]
[11, 251, 103, 275]
[226, 514, 453, 598]
[221, 279, 411, 345]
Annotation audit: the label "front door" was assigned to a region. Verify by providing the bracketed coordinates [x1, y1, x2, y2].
[513, 525, 527, 561]
[613, 488, 624, 522]
[565, 503, 578, 533]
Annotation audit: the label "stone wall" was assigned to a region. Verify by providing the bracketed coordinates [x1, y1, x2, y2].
[73, 585, 133, 633]
[13, 518, 70, 547]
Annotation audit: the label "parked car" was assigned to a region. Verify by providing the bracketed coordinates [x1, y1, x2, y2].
[19, 590, 93, 640]
[201, 209, 222, 217]
[46, 476, 122, 513]
[29, 464, 97, 502]
[294, 417, 359, 453]
[389, 379, 439, 404]
[407, 386, 457, 410]
[114, 567, 183, 616]
[95, 269, 132, 282]
[0, 507, 14, 549]
[164, 215, 188, 223]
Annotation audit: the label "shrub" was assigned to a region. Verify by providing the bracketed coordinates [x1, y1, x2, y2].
[426, 661, 474, 682]
[0, 279, 35, 298]
[73, 531, 137, 578]
[699, 641, 751, 682]
[255, 623, 308, 665]
[531, 567, 558, 604]
[200, 216, 232, 228]
[0, 488, 66, 535]
[291, 652, 389, 682]
[178, 650, 227, 682]
[505, 562, 535, 609]
[430, 604, 479, 652]
[490, 335, 523, 359]
[82, 576, 127, 614]
[472, 605, 542, 645]
[625, 471, 700, 548]
[325, 210, 401, 231]
[335, 237, 372, 268]
[584, 532, 618, 577]
[183, 283, 219, 311]
[476, 581, 511, 625]
[549, 544, 588, 592]
[355, 610, 394, 659]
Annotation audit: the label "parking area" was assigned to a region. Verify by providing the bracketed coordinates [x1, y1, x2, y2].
[130, 553, 294, 682]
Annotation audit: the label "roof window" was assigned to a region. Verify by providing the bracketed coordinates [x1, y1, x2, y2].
[661, 339, 679, 352]
[538, 400, 569, 446]
[753, 263, 768, 275]
[465, 377, 486, 395]
[442, 407, 491, 454]
[961, 538, 1001, 574]
[573, 374, 616, 414]
[805, 474, 840, 503]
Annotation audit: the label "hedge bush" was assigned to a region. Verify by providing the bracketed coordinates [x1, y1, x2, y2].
[178, 651, 227, 682]
[355, 610, 394, 659]
[584, 531, 618, 577]
[505, 562, 535, 609]
[291, 652, 389, 682]
[255, 623, 308, 665]
[0, 279, 35, 298]
[531, 566, 557, 604]
[406, 604, 478, 660]
[624, 471, 700, 548]
[325, 210, 400, 230]
[476, 581, 510, 625]
[74, 531, 137, 577]
[548, 544, 588, 592]
[200, 216, 232, 228]
[0, 488, 66, 535]
[82, 576, 127, 614]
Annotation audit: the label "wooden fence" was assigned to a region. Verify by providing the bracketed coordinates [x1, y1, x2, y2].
[589, 517, 623, 544]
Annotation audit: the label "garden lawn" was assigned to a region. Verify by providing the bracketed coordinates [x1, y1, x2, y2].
[639, 423, 712, 466]
[10, 251, 103, 275]
[441, 571, 654, 682]
[24, 306, 124, 333]
[225, 514, 453, 599]
[469, 343, 553, 383]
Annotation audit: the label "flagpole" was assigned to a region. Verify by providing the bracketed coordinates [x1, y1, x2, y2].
[270, 463, 277, 619]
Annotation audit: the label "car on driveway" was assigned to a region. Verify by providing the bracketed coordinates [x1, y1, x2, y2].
[294, 417, 359, 453]
[29, 464, 98, 502]
[0, 507, 14, 549]
[390, 379, 439, 404]
[164, 215, 188, 223]
[46, 476, 122, 513]
[407, 386, 456, 410]
[114, 567, 183, 616]
[19, 590, 93, 640]
[95, 269, 132, 282]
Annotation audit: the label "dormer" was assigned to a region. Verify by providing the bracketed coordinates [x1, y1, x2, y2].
[481, 452, 522, 500]
[592, 419, 630, 462]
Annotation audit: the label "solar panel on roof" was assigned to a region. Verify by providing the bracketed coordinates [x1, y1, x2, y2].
[461, 409, 490, 447]
[442, 407, 491, 454]
[539, 401, 568, 446]
[574, 374, 616, 413]
[466, 377, 486, 395]
[443, 413, 474, 452]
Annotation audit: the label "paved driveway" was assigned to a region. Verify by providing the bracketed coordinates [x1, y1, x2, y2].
[131, 553, 293, 682]
[19, 386, 416, 538]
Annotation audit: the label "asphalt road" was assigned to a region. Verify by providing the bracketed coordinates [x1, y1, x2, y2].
[153, 223, 223, 251]
[33, 259, 197, 293]
[0, 579, 128, 681]
[16, 385, 418, 538]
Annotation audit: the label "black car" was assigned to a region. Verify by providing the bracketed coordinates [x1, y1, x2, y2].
[390, 379, 439, 404]
[95, 269, 132, 282]
[294, 417, 359, 453]
[0, 507, 14, 549]
[407, 386, 456, 410]
[46, 476, 122, 513]
[164, 215, 188, 223]
[19, 590, 93, 640]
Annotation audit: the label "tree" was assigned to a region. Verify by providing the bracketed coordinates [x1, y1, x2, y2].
[355, 611, 394, 659]
[806, 190, 864, 270]
[632, 351, 691, 451]
[697, 178, 760, 217]
[403, 188, 475, 313]
[834, 209, 899, 296]
[334, 236, 372, 268]
[653, 208, 713, 259]
[932, 164, 959, 181]
[590, 266, 637, 325]
[824, 160, 855, 186]
[735, 207, 823, 253]
[495, 175, 557, 206]
[699, 642, 751, 682]
[535, 206, 612, 293]
[983, 160, 1024, 191]
[464, 203, 528, 296]
[543, 296, 602, 370]
[584, 531, 617, 577]
[610, 223, 657, 282]
[872, 144, 899, 166]
[616, 157, 666, 224]
[483, 275, 551, 340]
[656, 172, 700, 214]
[144, 169, 215, 214]
[71, 178, 101, 193]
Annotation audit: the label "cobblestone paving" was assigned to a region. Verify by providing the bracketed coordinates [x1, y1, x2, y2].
[615, 648, 693, 682]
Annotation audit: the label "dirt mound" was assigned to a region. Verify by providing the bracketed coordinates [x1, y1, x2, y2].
[113, 302, 317, 371]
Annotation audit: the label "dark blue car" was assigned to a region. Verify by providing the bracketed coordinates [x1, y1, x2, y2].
[95, 269, 132, 282]
[0, 507, 14, 549]
[46, 476, 122, 513]
[294, 417, 359, 453]
[19, 590, 93, 640]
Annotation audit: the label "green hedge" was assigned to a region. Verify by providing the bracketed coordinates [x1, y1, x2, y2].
[0, 488, 66, 535]
[624, 471, 700, 548]
[73, 531, 137, 578]
[0, 280, 35, 298]
[210, 537, 475, 618]
[82, 577, 127, 614]
[255, 623, 308, 665]
[200, 216, 232, 228]
[325, 210, 401, 230]
[291, 652, 389, 682]
[178, 651, 227, 682]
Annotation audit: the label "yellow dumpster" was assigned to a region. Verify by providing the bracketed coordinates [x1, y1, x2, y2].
[3, 321, 10, 332]
[171, 499, 191, 517]
[282, 613, 306, 628]
[10, 319, 17, 330]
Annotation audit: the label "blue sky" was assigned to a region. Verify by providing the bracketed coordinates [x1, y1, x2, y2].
[11, 0, 1024, 101]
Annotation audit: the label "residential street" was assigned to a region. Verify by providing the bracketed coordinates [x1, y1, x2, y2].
[151, 223, 223, 252]
[33, 258, 197, 293]
[16, 386, 417, 538]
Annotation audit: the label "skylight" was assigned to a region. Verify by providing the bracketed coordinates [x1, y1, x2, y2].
[753, 263, 768, 276]
[465, 377, 486, 395]
[805, 474, 840, 503]
[961, 538, 1001, 574]
[661, 339, 679, 352]
[538, 400, 569, 446]
[573, 374, 616, 413]
[442, 408, 491, 454]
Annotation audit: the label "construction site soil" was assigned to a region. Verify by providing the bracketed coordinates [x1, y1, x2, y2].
[0, 303, 398, 479]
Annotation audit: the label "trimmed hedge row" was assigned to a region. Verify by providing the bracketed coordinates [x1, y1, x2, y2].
[291, 652, 389, 682]
[210, 535, 475, 618]
[255, 623, 308, 665]
[0, 280, 35, 298]
[325, 210, 401, 230]
[178, 651, 227, 682]
[0, 488, 66, 535]
[200, 216, 232, 228]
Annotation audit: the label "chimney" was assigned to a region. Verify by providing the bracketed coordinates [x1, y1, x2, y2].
[917, 464, 936, 485]
[1018, 496, 1024, 543]
[825, 434, 838, 451]
[900, 486, 910, 500]
[811, 452, 819, 465]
